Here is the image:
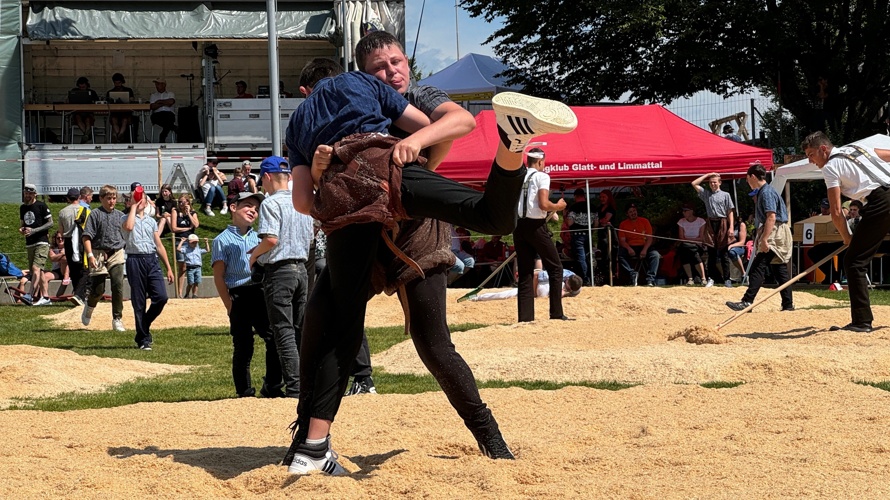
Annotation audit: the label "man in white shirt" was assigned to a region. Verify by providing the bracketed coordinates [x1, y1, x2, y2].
[512, 148, 571, 322]
[802, 131, 890, 332]
[149, 77, 178, 143]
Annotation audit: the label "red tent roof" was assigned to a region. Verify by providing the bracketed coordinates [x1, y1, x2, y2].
[437, 104, 773, 187]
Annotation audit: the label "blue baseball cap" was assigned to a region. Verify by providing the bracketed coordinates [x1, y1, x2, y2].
[260, 156, 290, 176]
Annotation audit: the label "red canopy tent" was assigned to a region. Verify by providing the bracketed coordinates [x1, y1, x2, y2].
[437, 104, 773, 187]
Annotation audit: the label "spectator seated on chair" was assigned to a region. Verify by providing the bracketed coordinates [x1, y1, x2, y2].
[677, 204, 709, 286]
[617, 204, 661, 286]
[727, 212, 749, 280]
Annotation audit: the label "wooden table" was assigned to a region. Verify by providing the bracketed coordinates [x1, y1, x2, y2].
[27, 103, 152, 143]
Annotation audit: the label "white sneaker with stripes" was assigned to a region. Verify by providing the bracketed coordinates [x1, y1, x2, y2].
[287, 437, 347, 476]
[492, 92, 578, 152]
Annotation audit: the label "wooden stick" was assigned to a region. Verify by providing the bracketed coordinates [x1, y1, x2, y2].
[157, 148, 163, 193]
[716, 244, 848, 330]
[457, 252, 517, 303]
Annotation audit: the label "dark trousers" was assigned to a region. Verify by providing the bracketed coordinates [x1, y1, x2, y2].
[352, 333, 373, 378]
[742, 248, 793, 309]
[513, 217, 564, 321]
[707, 219, 731, 282]
[229, 284, 282, 396]
[150, 111, 177, 141]
[299, 223, 382, 424]
[262, 260, 308, 398]
[293, 162, 524, 445]
[401, 163, 526, 235]
[404, 269, 500, 439]
[570, 230, 591, 283]
[125, 254, 168, 347]
[87, 255, 125, 320]
[846, 186, 890, 325]
[63, 237, 89, 300]
[678, 242, 705, 266]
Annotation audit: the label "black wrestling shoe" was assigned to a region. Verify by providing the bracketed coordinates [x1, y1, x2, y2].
[725, 300, 752, 312]
[477, 431, 516, 460]
[781, 304, 795, 311]
[344, 376, 377, 396]
[829, 323, 873, 333]
[551, 315, 575, 321]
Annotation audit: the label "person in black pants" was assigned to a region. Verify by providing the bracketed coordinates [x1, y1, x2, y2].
[725, 163, 794, 312]
[802, 131, 890, 332]
[513, 148, 571, 322]
[284, 62, 577, 473]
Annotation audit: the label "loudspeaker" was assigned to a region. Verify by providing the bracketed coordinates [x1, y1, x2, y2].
[177, 106, 203, 143]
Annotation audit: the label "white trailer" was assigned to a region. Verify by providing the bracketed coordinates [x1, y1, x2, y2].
[23, 143, 207, 197]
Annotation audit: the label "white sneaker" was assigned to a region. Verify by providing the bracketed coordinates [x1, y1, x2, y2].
[686, 278, 694, 286]
[287, 439, 348, 476]
[220, 205, 228, 215]
[725, 280, 733, 288]
[705, 278, 714, 288]
[81, 305, 94, 326]
[33, 296, 51, 306]
[112, 319, 125, 332]
[204, 206, 215, 217]
[492, 92, 578, 152]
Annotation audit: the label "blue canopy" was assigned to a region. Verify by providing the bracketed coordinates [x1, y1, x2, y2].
[418, 53, 520, 100]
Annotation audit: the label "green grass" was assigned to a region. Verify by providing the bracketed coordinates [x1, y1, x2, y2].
[1, 201, 227, 276]
[856, 380, 890, 393]
[0, 306, 630, 411]
[699, 381, 745, 389]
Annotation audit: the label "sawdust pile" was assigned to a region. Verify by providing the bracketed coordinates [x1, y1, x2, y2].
[668, 325, 729, 344]
[0, 345, 191, 408]
[7, 285, 890, 497]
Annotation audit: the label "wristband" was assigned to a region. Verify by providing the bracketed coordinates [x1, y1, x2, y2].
[87, 252, 94, 258]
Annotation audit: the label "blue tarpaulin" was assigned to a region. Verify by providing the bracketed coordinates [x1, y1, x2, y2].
[418, 53, 519, 101]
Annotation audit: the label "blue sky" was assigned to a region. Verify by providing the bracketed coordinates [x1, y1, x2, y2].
[405, 1, 499, 75]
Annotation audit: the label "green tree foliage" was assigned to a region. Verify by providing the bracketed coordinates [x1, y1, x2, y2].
[462, 0, 890, 143]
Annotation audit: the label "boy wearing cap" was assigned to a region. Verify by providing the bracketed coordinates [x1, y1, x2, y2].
[58, 187, 89, 305]
[234, 80, 253, 99]
[122, 189, 175, 350]
[149, 77, 177, 143]
[213, 191, 285, 397]
[20, 184, 53, 306]
[82, 185, 127, 331]
[177, 234, 209, 299]
[249, 156, 314, 398]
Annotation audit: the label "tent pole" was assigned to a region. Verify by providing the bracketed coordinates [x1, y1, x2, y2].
[585, 180, 594, 286]
[785, 182, 793, 278]
[607, 222, 613, 286]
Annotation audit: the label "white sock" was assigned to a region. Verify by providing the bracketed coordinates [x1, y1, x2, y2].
[306, 437, 326, 446]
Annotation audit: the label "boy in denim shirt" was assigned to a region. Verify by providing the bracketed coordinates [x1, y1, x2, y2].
[177, 234, 208, 298]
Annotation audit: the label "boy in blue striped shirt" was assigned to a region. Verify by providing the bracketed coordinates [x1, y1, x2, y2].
[212, 192, 284, 398]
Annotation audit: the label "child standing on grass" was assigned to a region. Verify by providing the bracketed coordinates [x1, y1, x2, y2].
[81, 185, 126, 331]
[178, 234, 209, 298]
[122, 186, 175, 350]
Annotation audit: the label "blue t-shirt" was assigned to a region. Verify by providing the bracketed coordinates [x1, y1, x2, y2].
[285, 71, 409, 168]
[182, 244, 207, 267]
[754, 183, 788, 225]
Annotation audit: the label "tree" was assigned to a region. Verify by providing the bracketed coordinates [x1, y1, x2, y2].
[462, 0, 890, 143]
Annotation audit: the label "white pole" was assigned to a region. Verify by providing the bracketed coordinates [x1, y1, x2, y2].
[585, 180, 594, 286]
[266, 0, 282, 157]
[454, 1, 460, 60]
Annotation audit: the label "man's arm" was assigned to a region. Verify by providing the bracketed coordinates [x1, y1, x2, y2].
[152, 230, 175, 283]
[249, 236, 278, 267]
[691, 173, 712, 192]
[827, 186, 852, 245]
[421, 101, 476, 170]
[212, 261, 232, 315]
[536, 189, 567, 213]
[759, 212, 777, 253]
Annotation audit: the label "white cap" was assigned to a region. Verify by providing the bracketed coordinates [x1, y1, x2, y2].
[242, 160, 252, 166]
